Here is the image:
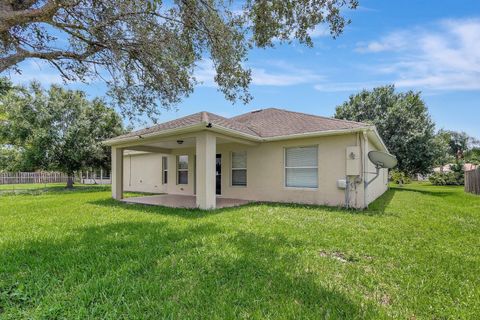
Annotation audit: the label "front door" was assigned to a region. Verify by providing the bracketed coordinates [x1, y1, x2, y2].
[216, 154, 221, 195]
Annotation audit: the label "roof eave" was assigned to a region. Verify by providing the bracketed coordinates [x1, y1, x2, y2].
[103, 122, 262, 147]
[262, 127, 371, 142]
[208, 125, 261, 141]
[366, 126, 389, 153]
[104, 123, 388, 150]
[103, 123, 207, 146]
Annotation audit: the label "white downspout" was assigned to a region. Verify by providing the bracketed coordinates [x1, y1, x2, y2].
[355, 132, 361, 208]
[362, 130, 369, 209]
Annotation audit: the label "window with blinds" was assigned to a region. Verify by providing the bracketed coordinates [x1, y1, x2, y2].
[231, 151, 247, 186]
[285, 146, 318, 188]
[177, 155, 188, 184]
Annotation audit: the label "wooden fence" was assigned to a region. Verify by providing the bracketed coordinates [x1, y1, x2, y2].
[0, 172, 69, 185]
[465, 169, 480, 195]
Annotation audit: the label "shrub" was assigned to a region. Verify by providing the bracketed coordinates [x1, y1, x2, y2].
[390, 170, 411, 185]
[450, 160, 465, 184]
[429, 172, 447, 185]
[429, 160, 465, 186]
[429, 172, 464, 186]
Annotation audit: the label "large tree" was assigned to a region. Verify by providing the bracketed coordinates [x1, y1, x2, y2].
[432, 130, 454, 169]
[465, 148, 480, 165]
[436, 129, 480, 160]
[0, 81, 124, 187]
[0, 0, 358, 120]
[334, 85, 437, 175]
[0, 146, 23, 172]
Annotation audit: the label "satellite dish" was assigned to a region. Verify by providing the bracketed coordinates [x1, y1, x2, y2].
[368, 151, 397, 169]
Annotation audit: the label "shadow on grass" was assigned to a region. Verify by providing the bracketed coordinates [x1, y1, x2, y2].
[361, 188, 396, 216]
[89, 189, 399, 219]
[0, 221, 381, 318]
[88, 197, 258, 219]
[255, 189, 398, 217]
[90, 197, 357, 220]
[390, 185, 455, 197]
[0, 184, 111, 196]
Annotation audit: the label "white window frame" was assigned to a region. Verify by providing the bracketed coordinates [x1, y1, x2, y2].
[231, 151, 247, 187]
[284, 145, 318, 189]
[162, 156, 168, 184]
[177, 155, 188, 185]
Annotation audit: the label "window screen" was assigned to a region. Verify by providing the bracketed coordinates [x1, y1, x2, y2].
[177, 155, 188, 184]
[162, 156, 168, 184]
[231, 151, 247, 186]
[285, 146, 318, 188]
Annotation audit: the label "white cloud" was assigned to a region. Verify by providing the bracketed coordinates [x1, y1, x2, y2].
[314, 81, 385, 92]
[251, 59, 323, 86]
[195, 59, 323, 87]
[353, 18, 480, 91]
[308, 25, 330, 38]
[194, 59, 217, 87]
[356, 31, 410, 53]
[251, 67, 321, 86]
[6, 60, 103, 88]
[8, 60, 64, 85]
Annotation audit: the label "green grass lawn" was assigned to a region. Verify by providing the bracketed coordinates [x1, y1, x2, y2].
[0, 183, 67, 191]
[0, 183, 479, 319]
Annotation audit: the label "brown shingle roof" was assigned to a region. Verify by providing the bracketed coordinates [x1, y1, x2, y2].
[202, 112, 259, 136]
[109, 112, 202, 141]
[109, 108, 367, 142]
[109, 111, 258, 141]
[231, 108, 366, 137]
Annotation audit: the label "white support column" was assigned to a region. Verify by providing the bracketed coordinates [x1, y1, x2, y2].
[111, 147, 124, 200]
[196, 132, 216, 209]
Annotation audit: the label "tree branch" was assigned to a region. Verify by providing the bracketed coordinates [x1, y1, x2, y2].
[0, 0, 61, 33]
[0, 47, 101, 73]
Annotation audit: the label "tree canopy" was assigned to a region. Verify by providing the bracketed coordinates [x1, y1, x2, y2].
[0, 0, 358, 120]
[434, 129, 480, 167]
[436, 129, 480, 159]
[334, 85, 437, 175]
[0, 80, 125, 187]
[465, 148, 480, 165]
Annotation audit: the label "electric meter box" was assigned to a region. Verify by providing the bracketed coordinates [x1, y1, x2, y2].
[346, 146, 361, 176]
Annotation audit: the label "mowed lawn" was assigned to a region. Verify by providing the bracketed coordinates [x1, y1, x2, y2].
[0, 183, 67, 191]
[0, 183, 479, 319]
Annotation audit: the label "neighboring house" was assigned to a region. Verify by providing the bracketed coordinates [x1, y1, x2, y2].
[104, 108, 390, 209]
[433, 163, 478, 173]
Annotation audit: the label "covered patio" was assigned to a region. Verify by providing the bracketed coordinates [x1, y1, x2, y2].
[107, 111, 260, 210]
[122, 194, 251, 209]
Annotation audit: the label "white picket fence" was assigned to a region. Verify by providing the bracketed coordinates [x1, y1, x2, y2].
[0, 172, 69, 185]
[80, 169, 111, 185]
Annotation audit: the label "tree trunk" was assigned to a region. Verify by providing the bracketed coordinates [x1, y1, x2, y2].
[66, 175, 74, 189]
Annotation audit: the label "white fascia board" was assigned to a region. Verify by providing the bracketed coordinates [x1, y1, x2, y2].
[104, 122, 385, 149]
[261, 127, 371, 142]
[103, 123, 206, 146]
[367, 127, 389, 153]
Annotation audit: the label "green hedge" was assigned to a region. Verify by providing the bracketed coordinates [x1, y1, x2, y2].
[429, 172, 464, 186]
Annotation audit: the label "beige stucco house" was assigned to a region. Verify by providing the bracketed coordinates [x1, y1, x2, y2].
[104, 108, 389, 210]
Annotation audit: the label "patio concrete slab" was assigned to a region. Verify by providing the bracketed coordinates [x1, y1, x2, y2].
[122, 194, 251, 209]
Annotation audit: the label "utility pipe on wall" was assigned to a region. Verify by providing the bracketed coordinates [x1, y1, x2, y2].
[345, 132, 362, 209]
[362, 130, 369, 209]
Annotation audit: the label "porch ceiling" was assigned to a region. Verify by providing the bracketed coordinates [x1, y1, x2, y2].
[121, 132, 256, 154]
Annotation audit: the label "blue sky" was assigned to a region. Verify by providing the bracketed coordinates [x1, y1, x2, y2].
[9, 0, 480, 138]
